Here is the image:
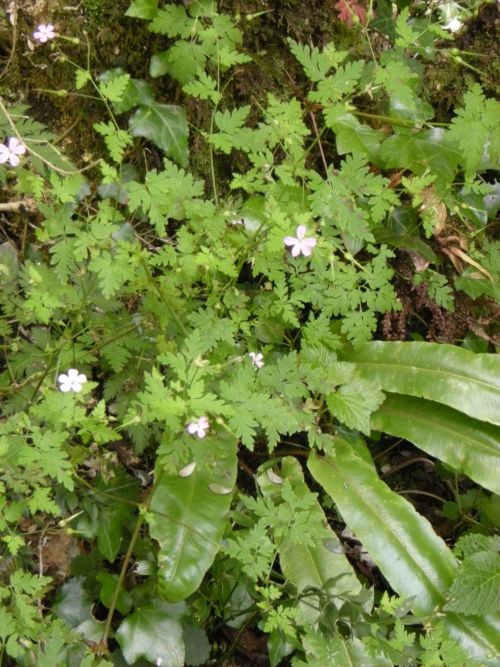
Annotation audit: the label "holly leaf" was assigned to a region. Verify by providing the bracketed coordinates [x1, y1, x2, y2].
[116, 600, 185, 666]
[129, 103, 189, 166]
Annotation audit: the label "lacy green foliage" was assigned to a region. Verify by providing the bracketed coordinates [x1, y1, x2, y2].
[1, 0, 499, 665]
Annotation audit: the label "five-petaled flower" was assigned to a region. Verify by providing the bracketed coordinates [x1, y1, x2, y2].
[0, 137, 26, 167]
[58, 368, 87, 393]
[284, 225, 317, 257]
[33, 23, 56, 43]
[187, 416, 209, 438]
[248, 352, 264, 369]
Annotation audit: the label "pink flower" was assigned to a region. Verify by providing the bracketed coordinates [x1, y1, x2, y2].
[284, 225, 317, 257]
[0, 137, 26, 167]
[248, 352, 264, 369]
[33, 24, 56, 43]
[187, 416, 209, 438]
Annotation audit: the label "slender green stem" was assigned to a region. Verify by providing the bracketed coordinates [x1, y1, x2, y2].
[100, 508, 145, 648]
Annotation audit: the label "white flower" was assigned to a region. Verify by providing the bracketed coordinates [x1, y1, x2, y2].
[439, 2, 463, 32]
[284, 225, 317, 257]
[187, 416, 209, 438]
[0, 137, 26, 167]
[248, 352, 264, 369]
[33, 23, 56, 43]
[442, 16, 462, 32]
[57, 368, 87, 393]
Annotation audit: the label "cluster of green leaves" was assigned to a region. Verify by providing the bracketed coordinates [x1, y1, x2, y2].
[0, 0, 499, 665]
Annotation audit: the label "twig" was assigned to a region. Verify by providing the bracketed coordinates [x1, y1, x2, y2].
[0, 199, 36, 212]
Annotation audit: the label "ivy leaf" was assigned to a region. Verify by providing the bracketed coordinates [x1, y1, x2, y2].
[328, 111, 385, 165]
[129, 103, 189, 166]
[380, 128, 460, 186]
[445, 552, 500, 615]
[116, 600, 185, 666]
[183, 624, 211, 667]
[327, 376, 385, 435]
[53, 577, 94, 628]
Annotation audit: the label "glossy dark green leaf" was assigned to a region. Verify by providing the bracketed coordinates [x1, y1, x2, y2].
[96, 509, 124, 563]
[53, 577, 92, 628]
[92, 471, 139, 563]
[330, 112, 385, 165]
[371, 394, 500, 493]
[53, 577, 105, 643]
[183, 623, 210, 666]
[129, 103, 189, 166]
[373, 206, 437, 263]
[456, 182, 500, 228]
[343, 341, 500, 425]
[148, 432, 237, 601]
[380, 128, 460, 185]
[308, 442, 500, 664]
[97, 571, 133, 615]
[116, 600, 185, 666]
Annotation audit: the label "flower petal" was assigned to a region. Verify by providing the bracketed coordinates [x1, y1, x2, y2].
[283, 236, 297, 246]
[8, 138, 25, 154]
[291, 244, 301, 257]
[295, 225, 307, 240]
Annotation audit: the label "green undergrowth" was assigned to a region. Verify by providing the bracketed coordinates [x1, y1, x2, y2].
[0, 1, 499, 666]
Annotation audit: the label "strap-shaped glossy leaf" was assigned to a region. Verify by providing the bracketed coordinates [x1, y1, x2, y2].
[258, 457, 362, 625]
[148, 432, 237, 602]
[308, 441, 500, 664]
[371, 394, 500, 494]
[343, 341, 500, 425]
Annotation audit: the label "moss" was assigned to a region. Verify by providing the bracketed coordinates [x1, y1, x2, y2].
[423, 4, 499, 121]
